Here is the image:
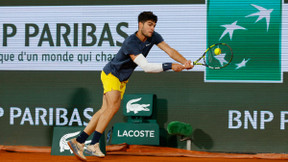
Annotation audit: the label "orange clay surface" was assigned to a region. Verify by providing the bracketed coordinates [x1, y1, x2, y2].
[1, 151, 286, 162]
[1, 144, 288, 162]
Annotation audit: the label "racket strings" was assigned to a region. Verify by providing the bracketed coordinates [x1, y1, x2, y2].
[206, 44, 232, 68]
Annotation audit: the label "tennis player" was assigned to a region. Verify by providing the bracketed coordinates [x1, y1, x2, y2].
[68, 11, 193, 161]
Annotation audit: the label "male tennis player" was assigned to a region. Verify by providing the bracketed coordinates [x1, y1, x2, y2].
[68, 11, 193, 161]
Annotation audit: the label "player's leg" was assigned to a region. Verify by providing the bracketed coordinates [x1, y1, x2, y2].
[96, 90, 121, 133]
[67, 71, 112, 160]
[85, 71, 125, 157]
[83, 95, 108, 135]
[93, 71, 124, 133]
[67, 95, 108, 161]
[85, 90, 121, 157]
[71, 71, 112, 141]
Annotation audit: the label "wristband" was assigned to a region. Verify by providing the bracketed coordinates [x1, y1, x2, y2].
[162, 63, 172, 71]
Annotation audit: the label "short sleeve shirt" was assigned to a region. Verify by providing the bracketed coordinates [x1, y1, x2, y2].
[103, 31, 164, 81]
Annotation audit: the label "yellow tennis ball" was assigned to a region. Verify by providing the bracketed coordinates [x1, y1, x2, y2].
[214, 48, 221, 55]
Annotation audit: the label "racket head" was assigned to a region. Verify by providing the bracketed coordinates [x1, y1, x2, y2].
[204, 43, 233, 69]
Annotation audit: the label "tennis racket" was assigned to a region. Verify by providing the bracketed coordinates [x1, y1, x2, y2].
[193, 43, 233, 69]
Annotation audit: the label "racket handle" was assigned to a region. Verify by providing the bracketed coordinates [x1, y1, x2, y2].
[193, 62, 203, 66]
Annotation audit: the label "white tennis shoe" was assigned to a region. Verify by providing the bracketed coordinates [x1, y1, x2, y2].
[85, 143, 105, 157]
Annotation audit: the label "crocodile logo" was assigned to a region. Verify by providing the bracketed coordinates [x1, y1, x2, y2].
[59, 131, 91, 153]
[126, 97, 150, 114]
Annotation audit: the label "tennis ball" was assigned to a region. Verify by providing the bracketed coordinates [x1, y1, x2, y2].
[214, 48, 221, 55]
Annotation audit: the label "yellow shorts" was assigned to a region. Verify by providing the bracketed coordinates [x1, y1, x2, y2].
[101, 71, 128, 99]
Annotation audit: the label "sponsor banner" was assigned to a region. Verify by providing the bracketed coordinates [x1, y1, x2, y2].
[122, 94, 154, 116]
[0, 106, 94, 127]
[283, 3, 288, 72]
[206, 0, 282, 82]
[228, 110, 288, 130]
[51, 126, 106, 156]
[2, 72, 288, 152]
[111, 123, 159, 145]
[0, 0, 206, 6]
[0, 5, 206, 71]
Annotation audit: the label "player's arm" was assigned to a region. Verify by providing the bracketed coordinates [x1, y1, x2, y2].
[157, 41, 193, 69]
[130, 54, 184, 73]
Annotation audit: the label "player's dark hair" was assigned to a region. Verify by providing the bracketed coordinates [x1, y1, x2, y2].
[138, 11, 157, 23]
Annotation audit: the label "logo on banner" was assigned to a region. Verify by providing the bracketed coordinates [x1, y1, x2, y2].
[111, 123, 159, 145]
[207, 0, 282, 82]
[51, 127, 105, 156]
[126, 98, 150, 114]
[59, 131, 91, 153]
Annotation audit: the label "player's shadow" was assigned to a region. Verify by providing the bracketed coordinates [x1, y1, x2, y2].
[47, 88, 92, 145]
[192, 129, 214, 150]
[67, 88, 92, 126]
[155, 99, 177, 147]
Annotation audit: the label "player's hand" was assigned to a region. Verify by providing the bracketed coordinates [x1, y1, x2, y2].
[172, 63, 185, 72]
[184, 60, 194, 70]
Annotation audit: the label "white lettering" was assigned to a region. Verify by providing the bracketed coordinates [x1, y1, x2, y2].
[134, 130, 140, 137]
[0, 107, 4, 117]
[10, 107, 22, 125]
[280, 111, 288, 130]
[260, 111, 274, 130]
[49, 108, 53, 126]
[117, 130, 123, 137]
[150, 130, 155, 138]
[117, 130, 155, 138]
[228, 110, 242, 129]
[229, 110, 276, 130]
[8, 107, 95, 126]
[123, 130, 128, 137]
[128, 130, 133, 137]
[56, 108, 68, 126]
[244, 110, 257, 129]
[35, 107, 47, 125]
[20, 107, 34, 125]
[69, 108, 82, 126]
[140, 130, 144, 137]
[83, 108, 93, 126]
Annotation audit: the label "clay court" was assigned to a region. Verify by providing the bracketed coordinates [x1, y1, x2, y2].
[1, 152, 286, 162]
[1, 144, 288, 162]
